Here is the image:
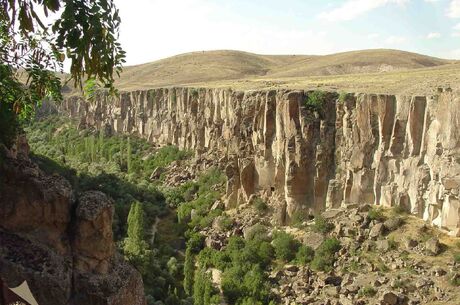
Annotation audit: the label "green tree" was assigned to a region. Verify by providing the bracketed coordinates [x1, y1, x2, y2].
[0, 0, 125, 146]
[124, 201, 146, 255]
[184, 245, 195, 296]
[272, 231, 300, 262]
[127, 136, 132, 173]
[295, 245, 315, 265]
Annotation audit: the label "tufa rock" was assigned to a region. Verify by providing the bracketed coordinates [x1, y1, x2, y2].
[0, 150, 145, 305]
[425, 237, 441, 256]
[60, 88, 460, 236]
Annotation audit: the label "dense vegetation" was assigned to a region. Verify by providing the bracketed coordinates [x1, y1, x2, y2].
[25, 116, 194, 304]
[25, 116, 344, 305]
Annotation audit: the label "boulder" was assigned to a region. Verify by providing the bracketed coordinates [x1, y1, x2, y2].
[380, 291, 399, 305]
[376, 239, 390, 252]
[383, 217, 401, 231]
[425, 237, 441, 255]
[369, 223, 385, 239]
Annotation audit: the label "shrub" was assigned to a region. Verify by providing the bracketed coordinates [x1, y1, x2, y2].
[187, 232, 205, 253]
[217, 215, 234, 231]
[311, 238, 341, 272]
[388, 237, 398, 250]
[290, 210, 309, 227]
[221, 265, 270, 305]
[253, 198, 268, 213]
[295, 245, 315, 265]
[454, 253, 460, 263]
[305, 91, 327, 111]
[272, 231, 300, 262]
[243, 239, 274, 268]
[312, 215, 334, 234]
[244, 224, 270, 241]
[368, 207, 385, 222]
[392, 205, 407, 215]
[358, 286, 377, 297]
[450, 274, 460, 287]
[338, 92, 350, 104]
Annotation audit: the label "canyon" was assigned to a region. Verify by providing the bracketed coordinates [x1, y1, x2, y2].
[0, 137, 146, 305]
[59, 87, 460, 237]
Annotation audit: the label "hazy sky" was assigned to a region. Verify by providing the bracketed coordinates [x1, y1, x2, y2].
[113, 0, 460, 65]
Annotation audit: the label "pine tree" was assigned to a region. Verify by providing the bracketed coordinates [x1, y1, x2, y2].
[119, 137, 125, 169]
[203, 272, 212, 305]
[98, 129, 104, 160]
[127, 136, 132, 174]
[124, 201, 146, 255]
[193, 267, 213, 305]
[193, 267, 204, 305]
[184, 245, 194, 296]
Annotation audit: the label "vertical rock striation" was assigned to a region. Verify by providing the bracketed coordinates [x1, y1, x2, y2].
[60, 87, 460, 236]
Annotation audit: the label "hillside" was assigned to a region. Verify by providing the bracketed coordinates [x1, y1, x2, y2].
[114, 49, 457, 93]
[117, 50, 312, 88]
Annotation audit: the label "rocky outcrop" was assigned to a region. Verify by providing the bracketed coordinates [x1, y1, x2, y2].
[60, 87, 460, 236]
[0, 140, 145, 305]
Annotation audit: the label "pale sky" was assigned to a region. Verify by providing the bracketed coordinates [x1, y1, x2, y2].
[114, 0, 460, 65]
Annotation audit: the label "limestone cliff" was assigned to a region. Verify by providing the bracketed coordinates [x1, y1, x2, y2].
[60, 87, 460, 236]
[0, 137, 146, 305]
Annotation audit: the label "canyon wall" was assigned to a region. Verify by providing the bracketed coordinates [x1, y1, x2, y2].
[0, 137, 146, 305]
[60, 87, 460, 236]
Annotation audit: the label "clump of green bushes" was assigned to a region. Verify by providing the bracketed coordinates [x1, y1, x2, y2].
[311, 238, 341, 272]
[368, 207, 386, 221]
[305, 91, 327, 111]
[272, 231, 301, 262]
[312, 215, 334, 234]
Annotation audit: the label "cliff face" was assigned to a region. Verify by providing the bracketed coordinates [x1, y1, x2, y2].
[60, 87, 460, 236]
[0, 137, 146, 305]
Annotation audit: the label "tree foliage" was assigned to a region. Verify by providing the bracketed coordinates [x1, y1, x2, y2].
[0, 0, 125, 146]
[184, 245, 195, 296]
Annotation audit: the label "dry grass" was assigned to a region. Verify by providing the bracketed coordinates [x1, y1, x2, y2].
[111, 49, 459, 95]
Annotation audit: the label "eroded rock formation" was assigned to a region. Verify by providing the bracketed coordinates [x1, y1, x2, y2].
[60, 87, 460, 236]
[0, 138, 145, 305]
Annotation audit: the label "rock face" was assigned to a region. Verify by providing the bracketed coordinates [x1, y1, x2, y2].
[60, 87, 460, 235]
[0, 142, 145, 305]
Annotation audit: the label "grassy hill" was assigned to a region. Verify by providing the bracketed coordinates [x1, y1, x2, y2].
[113, 49, 457, 94]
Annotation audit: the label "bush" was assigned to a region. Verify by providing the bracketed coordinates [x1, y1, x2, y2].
[244, 224, 270, 241]
[450, 274, 460, 287]
[187, 232, 205, 253]
[272, 231, 300, 262]
[221, 265, 270, 305]
[358, 286, 377, 297]
[253, 198, 268, 213]
[311, 238, 341, 272]
[368, 207, 385, 221]
[388, 237, 398, 250]
[312, 215, 334, 234]
[338, 92, 351, 104]
[243, 239, 274, 268]
[305, 91, 327, 111]
[295, 245, 315, 265]
[454, 253, 460, 263]
[217, 215, 234, 231]
[392, 205, 407, 215]
[290, 210, 309, 227]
